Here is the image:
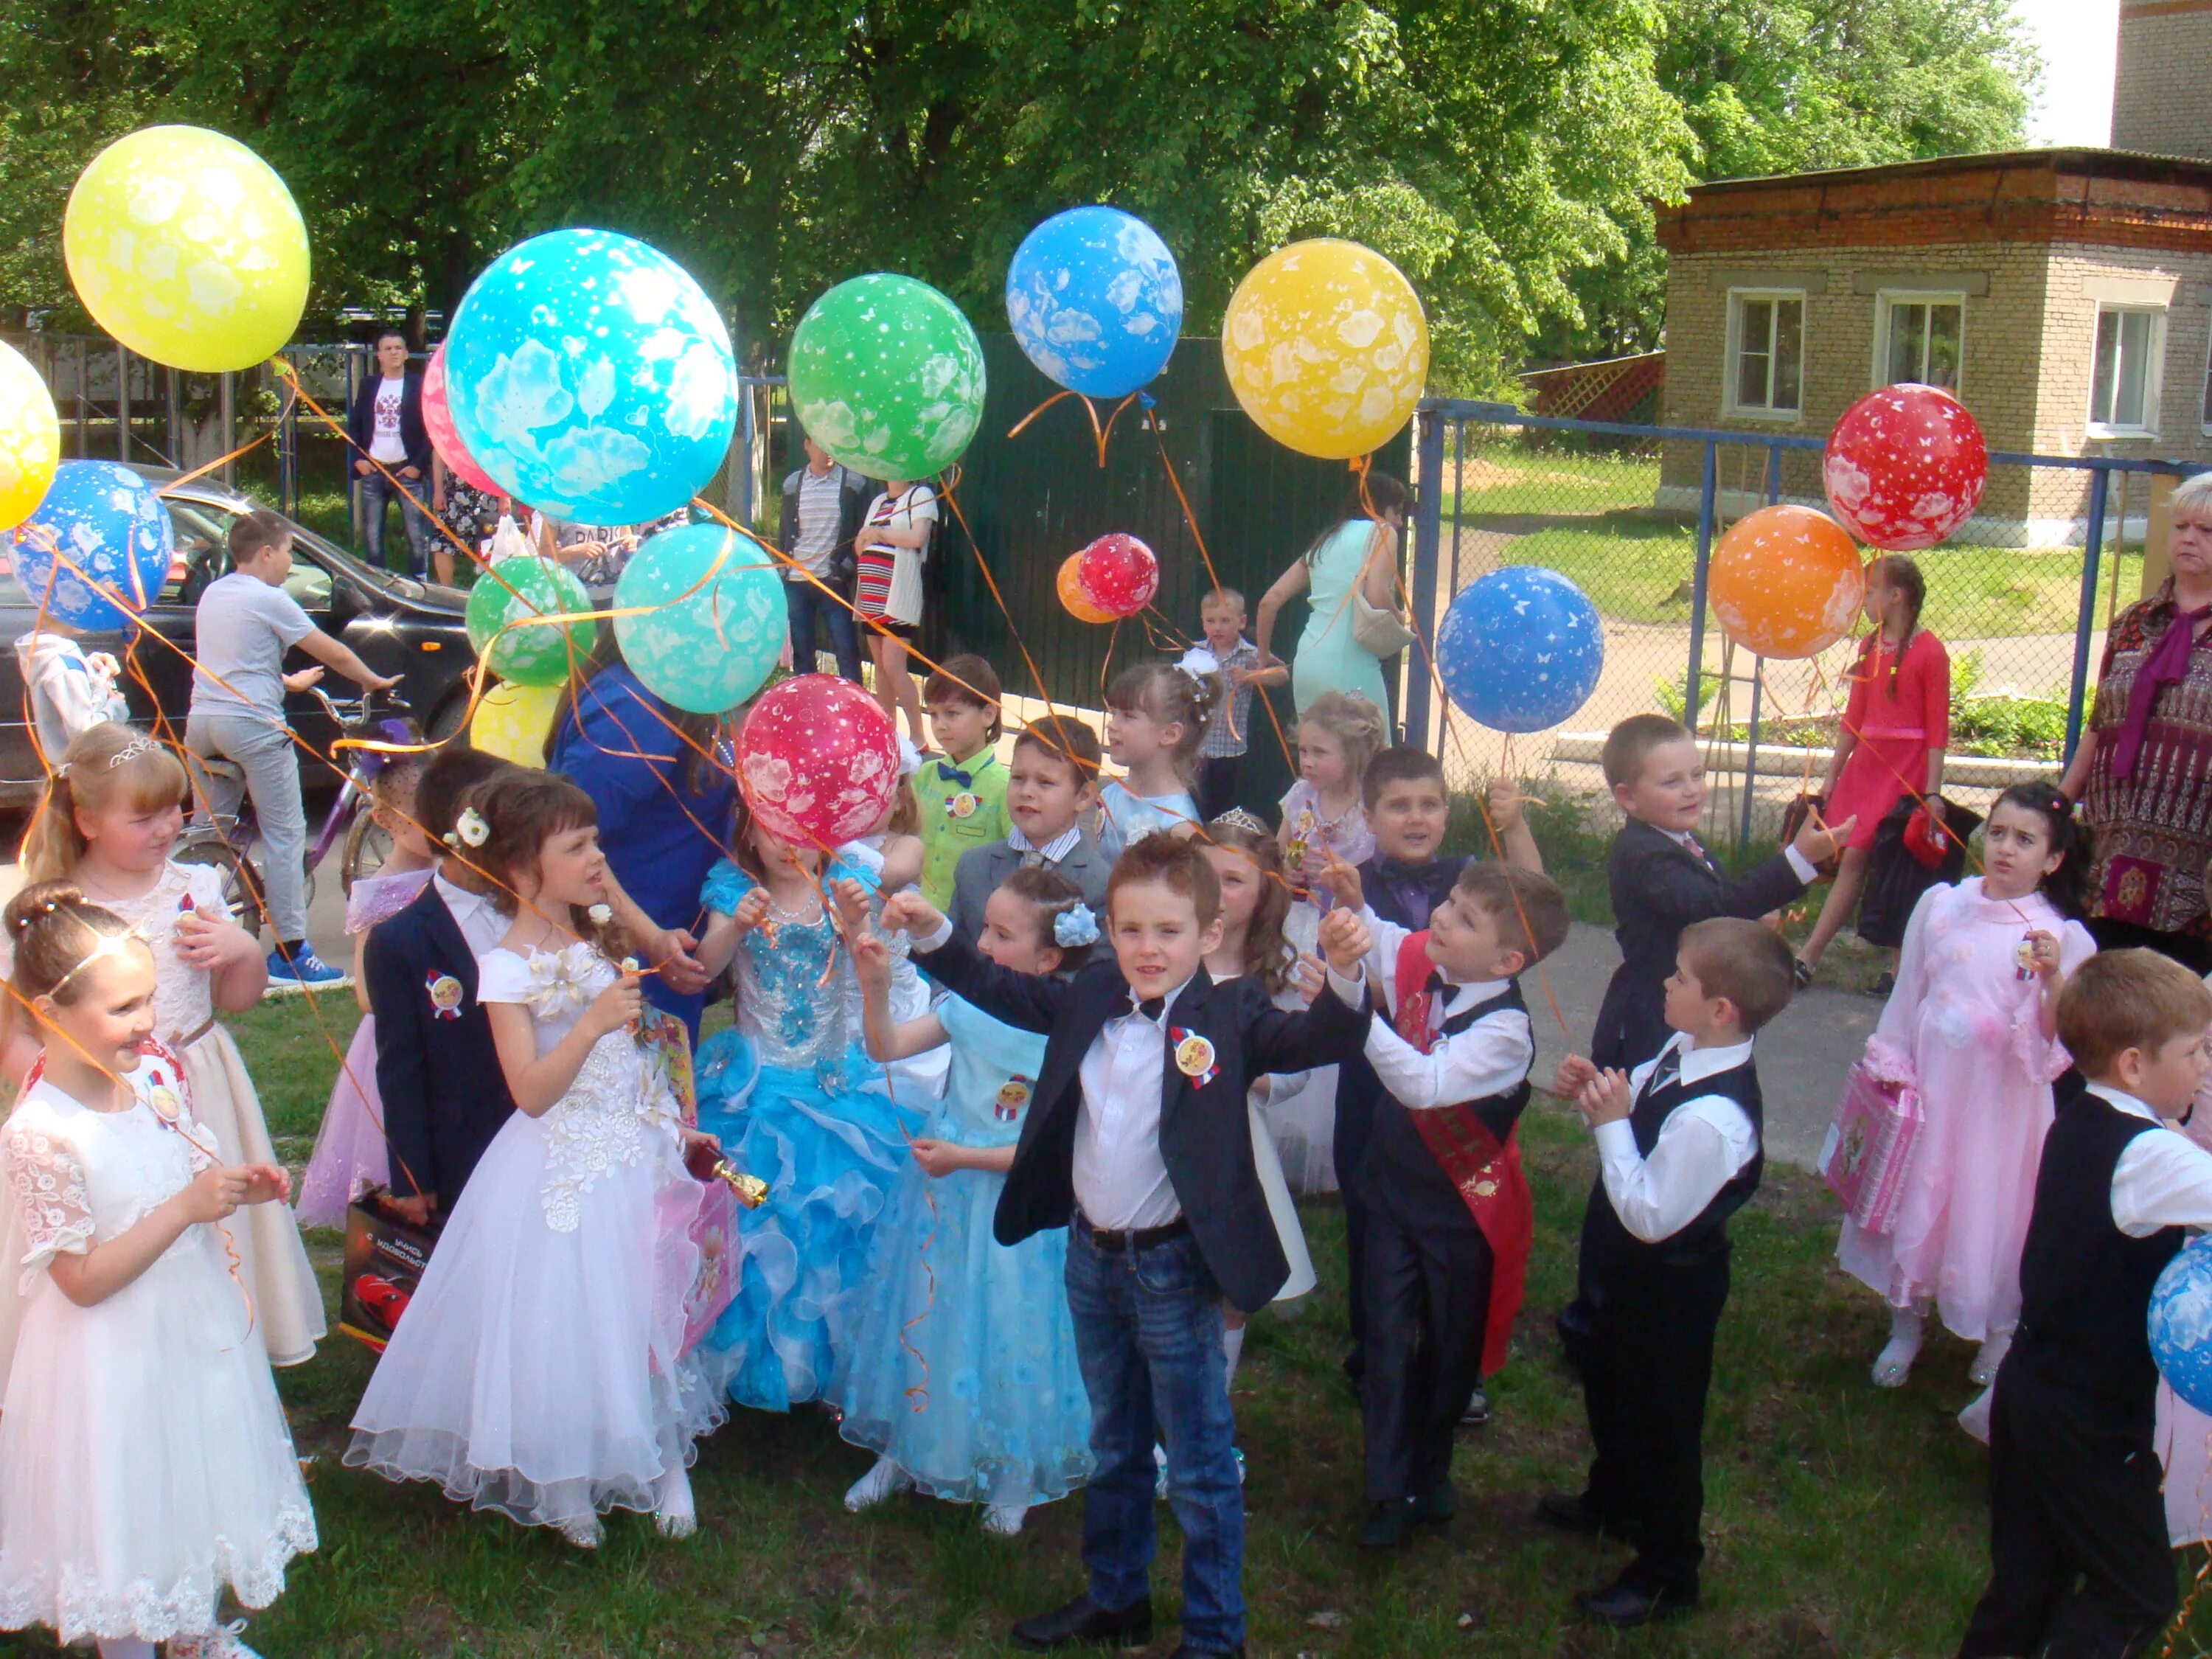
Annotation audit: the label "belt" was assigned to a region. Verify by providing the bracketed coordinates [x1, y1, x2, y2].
[171, 1018, 215, 1051]
[1076, 1213, 1190, 1253]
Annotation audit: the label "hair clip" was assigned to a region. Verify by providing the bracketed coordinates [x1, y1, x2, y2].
[1054, 903, 1099, 948]
[452, 807, 490, 849]
[105, 734, 159, 770]
[1208, 807, 1268, 837]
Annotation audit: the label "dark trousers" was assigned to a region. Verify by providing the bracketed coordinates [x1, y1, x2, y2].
[2086, 916, 2212, 977]
[1335, 1065, 1381, 1388]
[1958, 1362, 2176, 1659]
[785, 573, 862, 681]
[1578, 1249, 1730, 1598]
[1361, 1180, 1492, 1503]
[1195, 754, 1243, 823]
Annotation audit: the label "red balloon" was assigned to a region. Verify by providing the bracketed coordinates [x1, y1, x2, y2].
[1823, 383, 1987, 552]
[735, 673, 901, 847]
[422, 342, 504, 497]
[1076, 533, 1159, 619]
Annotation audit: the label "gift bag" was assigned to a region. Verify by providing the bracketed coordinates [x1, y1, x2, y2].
[679, 1178, 742, 1355]
[1820, 1060, 1924, 1234]
[639, 1009, 698, 1123]
[338, 1191, 444, 1352]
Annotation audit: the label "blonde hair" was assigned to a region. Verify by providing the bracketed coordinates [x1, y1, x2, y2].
[1297, 692, 1387, 793]
[22, 723, 190, 884]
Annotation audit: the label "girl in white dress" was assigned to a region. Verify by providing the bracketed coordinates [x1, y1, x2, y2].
[346, 771, 727, 1547]
[8, 722, 324, 1364]
[0, 881, 313, 1659]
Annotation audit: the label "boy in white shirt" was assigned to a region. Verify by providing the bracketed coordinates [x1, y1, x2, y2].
[1548, 917, 1797, 1627]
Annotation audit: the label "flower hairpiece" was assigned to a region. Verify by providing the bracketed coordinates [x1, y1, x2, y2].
[587, 904, 613, 926]
[1208, 807, 1269, 838]
[443, 807, 490, 850]
[1054, 902, 1099, 948]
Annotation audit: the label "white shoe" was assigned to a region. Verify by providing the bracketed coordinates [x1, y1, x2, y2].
[655, 1462, 698, 1539]
[1969, 1330, 2013, 1387]
[844, 1455, 913, 1513]
[981, 1502, 1027, 1537]
[557, 1514, 604, 1550]
[1872, 1310, 1923, 1388]
[170, 1618, 262, 1658]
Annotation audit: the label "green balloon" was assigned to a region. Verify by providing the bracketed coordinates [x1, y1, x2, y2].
[787, 274, 987, 480]
[465, 556, 595, 687]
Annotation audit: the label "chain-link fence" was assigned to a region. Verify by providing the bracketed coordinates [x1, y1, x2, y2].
[1405, 400, 2202, 851]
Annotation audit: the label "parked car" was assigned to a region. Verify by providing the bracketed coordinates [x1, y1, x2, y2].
[0, 469, 481, 807]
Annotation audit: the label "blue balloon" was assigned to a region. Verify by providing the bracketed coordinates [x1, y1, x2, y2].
[612, 524, 785, 714]
[446, 229, 738, 526]
[15, 460, 173, 632]
[1435, 566, 1604, 734]
[2152, 1238, 2212, 1413]
[1005, 206, 1183, 399]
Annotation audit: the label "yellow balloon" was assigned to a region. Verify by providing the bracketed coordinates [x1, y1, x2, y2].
[63, 125, 310, 374]
[0, 344, 59, 531]
[1220, 238, 1429, 460]
[470, 681, 561, 768]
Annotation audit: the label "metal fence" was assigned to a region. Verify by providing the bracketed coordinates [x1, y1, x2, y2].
[1405, 400, 2207, 849]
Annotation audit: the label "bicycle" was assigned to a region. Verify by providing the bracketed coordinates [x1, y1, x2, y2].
[174, 687, 414, 932]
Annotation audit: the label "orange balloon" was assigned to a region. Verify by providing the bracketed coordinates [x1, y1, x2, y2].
[1708, 504, 1866, 659]
[1057, 552, 1116, 624]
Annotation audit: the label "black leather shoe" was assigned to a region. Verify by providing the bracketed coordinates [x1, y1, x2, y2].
[1009, 1593, 1154, 1652]
[1409, 1485, 1457, 1526]
[1357, 1498, 1410, 1550]
[1573, 1579, 1697, 1628]
[1459, 1388, 1490, 1426]
[1536, 1490, 1633, 1538]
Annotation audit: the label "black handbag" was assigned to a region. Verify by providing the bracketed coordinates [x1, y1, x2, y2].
[1857, 793, 1982, 948]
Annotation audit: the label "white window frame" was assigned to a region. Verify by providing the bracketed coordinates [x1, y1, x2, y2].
[2088, 302, 2167, 439]
[1722, 288, 1806, 422]
[1872, 289, 1966, 394]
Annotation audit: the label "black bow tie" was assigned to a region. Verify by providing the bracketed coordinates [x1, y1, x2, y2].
[1381, 856, 1447, 885]
[936, 760, 975, 789]
[1425, 970, 1450, 999]
[1135, 995, 1166, 1021]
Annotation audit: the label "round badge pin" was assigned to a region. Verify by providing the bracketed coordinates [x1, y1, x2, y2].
[1175, 1034, 1216, 1078]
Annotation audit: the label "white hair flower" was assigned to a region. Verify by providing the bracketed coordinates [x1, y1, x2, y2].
[587, 903, 613, 926]
[454, 807, 490, 848]
[1054, 903, 1099, 948]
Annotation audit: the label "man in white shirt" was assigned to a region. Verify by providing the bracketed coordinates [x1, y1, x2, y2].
[776, 437, 869, 681]
[346, 330, 432, 578]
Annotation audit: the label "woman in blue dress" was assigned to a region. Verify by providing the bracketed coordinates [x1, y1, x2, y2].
[827, 869, 1099, 1537]
[689, 800, 928, 1413]
[1253, 471, 1408, 717]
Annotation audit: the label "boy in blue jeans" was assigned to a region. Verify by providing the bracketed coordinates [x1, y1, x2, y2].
[185, 509, 400, 983]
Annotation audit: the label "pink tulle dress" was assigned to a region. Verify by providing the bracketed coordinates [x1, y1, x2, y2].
[294, 863, 436, 1228]
[1837, 877, 2096, 1342]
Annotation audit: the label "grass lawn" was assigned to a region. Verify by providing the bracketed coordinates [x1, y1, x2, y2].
[12, 998, 2212, 1657]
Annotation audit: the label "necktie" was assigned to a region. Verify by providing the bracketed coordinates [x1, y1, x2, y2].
[1647, 1045, 1683, 1096]
[1683, 832, 1711, 869]
[1020, 849, 1046, 870]
[1136, 995, 1166, 1021]
[936, 760, 975, 789]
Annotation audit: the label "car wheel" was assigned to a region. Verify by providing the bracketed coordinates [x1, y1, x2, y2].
[343, 811, 393, 895]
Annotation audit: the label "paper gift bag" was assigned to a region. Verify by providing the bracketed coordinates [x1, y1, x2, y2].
[1820, 1060, 1924, 1234]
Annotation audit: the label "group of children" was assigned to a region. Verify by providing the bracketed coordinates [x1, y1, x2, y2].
[2, 554, 2208, 1659]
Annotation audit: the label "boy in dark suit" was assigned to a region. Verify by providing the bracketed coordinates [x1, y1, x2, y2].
[1590, 714, 1848, 1071]
[1549, 918, 1797, 1627]
[881, 833, 1374, 1659]
[948, 714, 1111, 941]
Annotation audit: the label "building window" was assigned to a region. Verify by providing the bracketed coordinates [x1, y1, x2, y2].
[1725, 290, 1804, 417]
[2090, 304, 2166, 436]
[1876, 291, 1964, 391]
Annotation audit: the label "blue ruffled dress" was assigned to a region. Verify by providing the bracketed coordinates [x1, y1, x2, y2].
[827, 994, 1093, 1506]
[692, 860, 928, 1412]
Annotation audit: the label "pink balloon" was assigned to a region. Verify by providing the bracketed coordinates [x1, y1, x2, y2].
[423, 342, 503, 496]
[1076, 532, 1159, 619]
[735, 674, 901, 847]
[1822, 383, 1988, 552]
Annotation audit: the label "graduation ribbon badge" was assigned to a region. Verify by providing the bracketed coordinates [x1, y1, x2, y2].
[1170, 1029, 1217, 1088]
[995, 1075, 1033, 1122]
[426, 973, 465, 1020]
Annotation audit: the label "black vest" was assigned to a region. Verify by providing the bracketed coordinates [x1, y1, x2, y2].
[1360, 979, 1532, 1221]
[1579, 1042, 1764, 1289]
[2012, 1089, 2185, 1428]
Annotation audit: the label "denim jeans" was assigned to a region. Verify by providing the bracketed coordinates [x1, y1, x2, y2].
[785, 571, 861, 681]
[1064, 1222, 1244, 1654]
[358, 467, 429, 577]
[184, 707, 307, 943]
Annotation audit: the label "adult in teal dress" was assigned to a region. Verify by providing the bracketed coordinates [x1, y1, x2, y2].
[1254, 472, 1408, 717]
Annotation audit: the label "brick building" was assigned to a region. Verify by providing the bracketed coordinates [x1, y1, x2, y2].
[2115, 0, 2212, 163]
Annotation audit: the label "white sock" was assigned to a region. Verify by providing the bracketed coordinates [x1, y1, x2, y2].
[1873, 1306, 1924, 1388]
[981, 1501, 1027, 1536]
[98, 1642, 156, 1659]
[844, 1453, 912, 1513]
[1222, 1324, 1246, 1388]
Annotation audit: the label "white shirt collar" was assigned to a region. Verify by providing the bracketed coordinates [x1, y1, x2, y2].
[1658, 1030, 1756, 1085]
[2084, 1081, 2163, 1124]
[1440, 975, 1513, 1015]
[1656, 826, 1701, 853]
[434, 870, 493, 914]
[1007, 821, 1082, 861]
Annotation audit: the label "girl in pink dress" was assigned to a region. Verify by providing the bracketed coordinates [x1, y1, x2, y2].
[1798, 556, 1950, 984]
[295, 754, 434, 1228]
[1837, 783, 2096, 1391]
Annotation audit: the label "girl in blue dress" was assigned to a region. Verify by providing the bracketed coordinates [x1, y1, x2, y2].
[1096, 662, 1212, 858]
[690, 799, 929, 1413]
[828, 868, 1099, 1537]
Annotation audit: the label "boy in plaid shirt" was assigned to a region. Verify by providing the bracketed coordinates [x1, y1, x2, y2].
[1184, 586, 1284, 821]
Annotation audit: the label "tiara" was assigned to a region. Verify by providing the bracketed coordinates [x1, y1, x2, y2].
[1208, 807, 1269, 837]
[106, 734, 159, 769]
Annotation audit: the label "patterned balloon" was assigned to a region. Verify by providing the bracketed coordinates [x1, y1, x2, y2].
[63, 126, 309, 374]
[1710, 505, 1866, 660]
[1056, 552, 1116, 624]
[1220, 239, 1428, 460]
[1435, 566, 1604, 734]
[446, 229, 738, 525]
[2152, 1238, 2212, 1413]
[1823, 383, 1989, 552]
[787, 275, 986, 481]
[1005, 206, 1183, 399]
[422, 344, 501, 497]
[613, 523, 785, 714]
[464, 555, 595, 688]
[0, 343, 60, 531]
[15, 461, 173, 632]
[736, 673, 902, 848]
[468, 681, 560, 768]
[1075, 533, 1158, 619]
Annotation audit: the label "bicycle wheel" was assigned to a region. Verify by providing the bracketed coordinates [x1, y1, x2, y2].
[342, 810, 394, 896]
[172, 835, 266, 932]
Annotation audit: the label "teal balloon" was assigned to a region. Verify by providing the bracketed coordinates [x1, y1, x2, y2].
[465, 555, 594, 687]
[613, 524, 784, 714]
[787, 274, 986, 479]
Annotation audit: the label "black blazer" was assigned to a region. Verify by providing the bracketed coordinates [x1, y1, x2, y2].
[1591, 819, 1807, 1071]
[364, 883, 515, 1206]
[914, 930, 1371, 1313]
[346, 369, 433, 476]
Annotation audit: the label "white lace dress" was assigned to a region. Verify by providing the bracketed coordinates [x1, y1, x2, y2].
[345, 942, 723, 1534]
[0, 1054, 316, 1645]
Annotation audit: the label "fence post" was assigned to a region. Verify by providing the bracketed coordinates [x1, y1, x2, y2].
[1687, 441, 1717, 727]
[1409, 406, 1445, 752]
[1738, 443, 1784, 846]
[116, 345, 130, 463]
[2065, 466, 2112, 765]
[279, 351, 298, 518]
[738, 383, 758, 530]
